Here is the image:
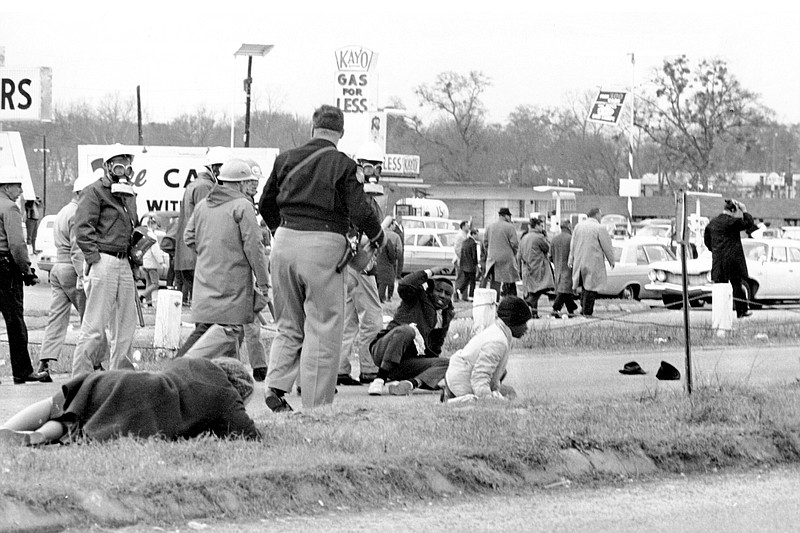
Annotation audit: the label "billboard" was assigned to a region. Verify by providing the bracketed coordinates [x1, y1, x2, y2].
[78, 145, 279, 216]
[0, 67, 53, 121]
[588, 90, 627, 125]
[0, 132, 36, 199]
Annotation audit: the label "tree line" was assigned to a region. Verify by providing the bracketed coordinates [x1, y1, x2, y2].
[6, 56, 800, 213]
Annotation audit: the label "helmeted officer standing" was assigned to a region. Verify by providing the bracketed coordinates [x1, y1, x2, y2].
[0, 165, 49, 384]
[71, 144, 139, 375]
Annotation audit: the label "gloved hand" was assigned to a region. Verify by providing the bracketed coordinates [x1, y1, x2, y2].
[23, 268, 39, 286]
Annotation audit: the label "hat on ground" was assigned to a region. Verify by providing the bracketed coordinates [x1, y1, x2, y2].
[656, 361, 681, 381]
[498, 207, 512, 217]
[619, 361, 646, 375]
[497, 295, 533, 327]
[211, 357, 255, 402]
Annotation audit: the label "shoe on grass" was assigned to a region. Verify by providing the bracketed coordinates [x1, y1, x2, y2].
[359, 373, 378, 384]
[368, 378, 385, 396]
[265, 390, 293, 413]
[387, 380, 414, 396]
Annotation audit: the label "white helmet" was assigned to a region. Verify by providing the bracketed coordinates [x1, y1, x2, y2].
[218, 159, 259, 182]
[103, 143, 135, 165]
[205, 146, 230, 168]
[73, 168, 104, 193]
[355, 142, 384, 163]
[0, 165, 23, 185]
[238, 158, 264, 179]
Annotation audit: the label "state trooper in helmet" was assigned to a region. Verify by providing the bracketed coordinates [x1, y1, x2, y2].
[172, 146, 229, 307]
[176, 159, 270, 359]
[0, 165, 50, 384]
[336, 142, 392, 387]
[72, 144, 140, 375]
[38, 170, 109, 378]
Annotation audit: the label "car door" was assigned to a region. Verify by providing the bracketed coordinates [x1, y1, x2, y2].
[762, 244, 800, 298]
[403, 233, 420, 274]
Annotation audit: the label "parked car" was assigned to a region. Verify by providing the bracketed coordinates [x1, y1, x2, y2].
[645, 238, 800, 309]
[598, 237, 676, 300]
[33, 215, 58, 273]
[782, 226, 800, 241]
[397, 215, 460, 231]
[402, 228, 460, 275]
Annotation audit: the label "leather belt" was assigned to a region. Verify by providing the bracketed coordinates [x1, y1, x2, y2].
[101, 251, 129, 259]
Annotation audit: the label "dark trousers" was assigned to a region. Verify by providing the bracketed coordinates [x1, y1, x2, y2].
[177, 269, 194, 305]
[481, 266, 517, 301]
[552, 292, 578, 314]
[377, 280, 395, 302]
[580, 290, 598, 316]
[456, 270, 477, 299]
[728, 276, 750, 316]
[524, 289, 549, 316]
[166, 256, 175, 287]
[370, 325, 449, 389]
[0, 258, 34, 379]
[25, 219, 39, 248]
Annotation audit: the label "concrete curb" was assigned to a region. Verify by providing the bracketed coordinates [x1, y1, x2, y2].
[1, 434, 797, 533]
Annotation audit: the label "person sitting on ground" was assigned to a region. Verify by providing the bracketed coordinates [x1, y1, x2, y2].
[0, 357, 260, 446]
[441, 295, 531, 403]
[368, 266, 455, 396]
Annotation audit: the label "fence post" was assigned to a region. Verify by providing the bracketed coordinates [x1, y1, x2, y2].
[154, 289, 183, 352]
[472, 288, 497, 333]
[711, 283, 734, 337]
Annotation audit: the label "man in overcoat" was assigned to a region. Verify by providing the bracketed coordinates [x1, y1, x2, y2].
[549, 220, 578, 318]
[177, 159, 270, 358]
[703, 198, 759, 318]
[568, 208, 615, 317]
[517, 218, 554, 318]
[482, 207, 519, 300]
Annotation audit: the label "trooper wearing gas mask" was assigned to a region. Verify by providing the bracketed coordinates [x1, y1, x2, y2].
[336, 142, 392, 387]
[72, 144, 139, 376]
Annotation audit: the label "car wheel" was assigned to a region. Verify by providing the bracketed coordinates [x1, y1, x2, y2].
[662, 294, 683, 309]
[620, 285, 638, 301]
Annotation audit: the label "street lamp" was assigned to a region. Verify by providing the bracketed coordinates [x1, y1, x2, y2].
[233, 43, 273, 148]
[32, 134, 50, 215]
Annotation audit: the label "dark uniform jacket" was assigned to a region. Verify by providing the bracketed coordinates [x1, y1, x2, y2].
[373, 270, 455, 357]
[703, 212, 758, 282]
[55, 358, 259, 442]
[74, 176, 138, 266]
[259, 138, 382, 240]
[459, 236, 479, 274]
[0, 190, 33, 274]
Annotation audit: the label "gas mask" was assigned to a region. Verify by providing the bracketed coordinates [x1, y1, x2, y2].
[107, 160, 135, 196]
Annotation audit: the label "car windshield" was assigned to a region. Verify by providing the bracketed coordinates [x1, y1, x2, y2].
[638, 225, 671, 238]
[436, 232, 459, 246]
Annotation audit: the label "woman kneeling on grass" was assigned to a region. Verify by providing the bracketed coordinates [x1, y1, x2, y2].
[441, 295, 531, 403]
[0, 357, 261, 446]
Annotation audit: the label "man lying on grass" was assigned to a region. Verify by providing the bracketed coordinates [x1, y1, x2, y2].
[0, 358, 260, 446]
[368, 266, 455, 396]
[441, 295, 531, 403]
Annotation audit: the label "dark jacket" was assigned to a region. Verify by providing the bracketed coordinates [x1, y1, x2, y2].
[459, 236, 479, 273]
[55, 358, 259, 442]
[550, 227, 574, 294]
[374, 270, 455, 357]
[376, 229, 402, 284]
[74, 176, 138, 266]
[704, 212, 758, 282]
[259, 138, 382, 240]
[174, 170, 215, 270]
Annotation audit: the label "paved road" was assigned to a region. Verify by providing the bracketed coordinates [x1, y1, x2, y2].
[111, 465, 800, 532]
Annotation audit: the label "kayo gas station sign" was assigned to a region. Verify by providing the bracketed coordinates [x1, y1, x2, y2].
[333, 45, 378, 113]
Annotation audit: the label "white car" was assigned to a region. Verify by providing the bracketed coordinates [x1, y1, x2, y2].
[402, 228, 460, 275]
[599, 237, 676, 300]
[34, 215, 58, 272]
[646, 238, 800, 309]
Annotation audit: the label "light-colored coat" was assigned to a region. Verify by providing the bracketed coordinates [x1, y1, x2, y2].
[518, 229, 554, 293]
[445, 319, 512, 399]
[550, 227, 574, 294]
[184, 185, 269, 325]
[483, 219, 519, 283]
[568, 217, 615, 291]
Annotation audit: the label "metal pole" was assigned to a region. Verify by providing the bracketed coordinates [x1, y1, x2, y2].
[137, 85, 144, 146]
[41, 135, 47, 216]
[679, 189, 693, 394]
[244, 55, 253, 147]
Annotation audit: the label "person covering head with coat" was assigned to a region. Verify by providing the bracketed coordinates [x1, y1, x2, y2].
[703, 198, 759, 318]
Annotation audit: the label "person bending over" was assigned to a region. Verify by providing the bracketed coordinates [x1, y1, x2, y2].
[368, 266, 455, 396]
[0, 357, 260, 446]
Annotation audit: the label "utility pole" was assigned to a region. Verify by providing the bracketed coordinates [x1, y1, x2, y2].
[33, 135, 49, 215]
